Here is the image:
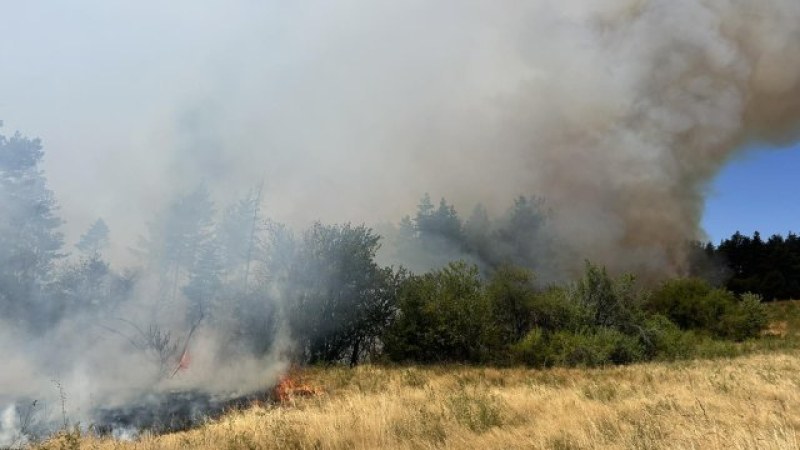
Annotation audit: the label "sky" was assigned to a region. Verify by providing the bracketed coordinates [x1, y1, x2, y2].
[703, 143, 800, 244]
[1, 1, 799, 268]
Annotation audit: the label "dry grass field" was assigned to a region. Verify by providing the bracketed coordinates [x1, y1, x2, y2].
[36, 301, 800, 450]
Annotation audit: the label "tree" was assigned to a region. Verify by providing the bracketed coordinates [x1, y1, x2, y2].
[573, 262, 641, 331]
[0, 128, 64, 326]
[75, 218, 110, 257]
[486, 265, 536, 345]
[182, 241, 222, 324]
[464, 204, 491, 257]
[137, 185, 215, 303]
[714, 231, 800, 300]
[404, 194, 468, 271]
[49, 254, 121, 317]
[415, 197, 464, 245]
[217, 185, 264, 291]
[274, 222, 402, 365]
[492, 195, 548, 269]
[383, 261, 496, 363]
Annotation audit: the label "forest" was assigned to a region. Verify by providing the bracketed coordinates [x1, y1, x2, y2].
[691, 232, 800, 301]
[0, 127, 793, 371]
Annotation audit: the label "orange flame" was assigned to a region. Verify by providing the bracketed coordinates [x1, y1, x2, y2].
[272, 366, 322, 404]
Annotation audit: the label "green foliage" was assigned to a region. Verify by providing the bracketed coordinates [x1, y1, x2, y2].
[510, 327, 547, 365]
[512, 327, 644, 367]
[716, 292, 768, 341]
[383, 262, 497, 363]
[0, 128, 781, 379]
[639, 314, 696, 360]
[527, 286, 588, 332]
[277, 222, 405, 365]
[648, 278, 702, 326]
[647, 278, 767, 340]
[386, 260, 769, 367]
[696, 231, 800, 301]
[486, 265, 536, 345]
[573, 262, 643, 332]
[0, 128, 65, 327]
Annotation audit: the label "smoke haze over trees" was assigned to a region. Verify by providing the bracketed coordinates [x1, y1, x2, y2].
[3, 0, 800, 276]
[2, 0, 800, 445]
[0, 123, 790, 445]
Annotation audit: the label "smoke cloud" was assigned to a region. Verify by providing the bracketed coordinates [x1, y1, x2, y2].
[2, 0, 800, 444]
[3, 1, 799, 273]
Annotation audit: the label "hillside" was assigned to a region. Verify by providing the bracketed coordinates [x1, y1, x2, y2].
[31, 301, 800, 450]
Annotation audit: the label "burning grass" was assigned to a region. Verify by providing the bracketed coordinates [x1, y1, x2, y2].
[32, 350, 800, 450]
[29, 301, 800, 449]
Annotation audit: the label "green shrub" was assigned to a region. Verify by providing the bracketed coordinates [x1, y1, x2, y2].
[647, 279, 768, 341]
[510, 327, 548, 366]
[486, 265, 537, 345]
[570, 262, 648, 335]
[528, 286, 589, 333]
[715, 292, 768, 341]
[383, 262, 498, 363]
[640, 314, 696, 360]
[512, 327, 644, 367]
[691, 335, 741, 359]
[646, 278, 712, 321]
[550, 328, 644, 367]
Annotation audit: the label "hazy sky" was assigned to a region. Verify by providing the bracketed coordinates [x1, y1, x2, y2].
[2, 1, 799, 265]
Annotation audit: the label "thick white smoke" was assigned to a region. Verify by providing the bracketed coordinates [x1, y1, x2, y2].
[6, 1, 798, 273]
[1, 0, 800, 443]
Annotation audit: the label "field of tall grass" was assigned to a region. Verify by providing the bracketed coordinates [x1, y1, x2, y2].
[36, 301, 800, 450]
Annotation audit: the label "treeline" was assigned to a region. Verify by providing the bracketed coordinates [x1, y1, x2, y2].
[0, 127, 773, 371]
[379, 193, 553, 278]
[384, 262, 767, 366]
[691, 231, 800, 301]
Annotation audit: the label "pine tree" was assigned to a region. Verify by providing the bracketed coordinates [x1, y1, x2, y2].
[138, 185, 215, 302]
[76, 218, 110, 257]
[218, 185, 264, 291]
[0, 127, 64, 326]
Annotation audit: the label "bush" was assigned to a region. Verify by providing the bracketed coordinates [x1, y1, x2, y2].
[510, 327, 547, 366]
[486, 265, 537, 345]
[549, 328, 644, 367]
[383, 262, 498, 363]
[571, 262, 647, 334]
[512, 327, 644, 367]
[640, 314, 696, 360]
[647, 279, 768, 341]
[528, 286, 589, 333]
[646, 278, 716, 329]
[715, 293, 768, 341]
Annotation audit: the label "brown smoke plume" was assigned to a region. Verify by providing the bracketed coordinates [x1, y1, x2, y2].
[500, 0, 800, 275]
[132, 0, 800, 277]
[7, 1, 797, 277]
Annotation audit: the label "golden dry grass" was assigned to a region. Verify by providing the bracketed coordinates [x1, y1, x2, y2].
[38, 350, 800, 450]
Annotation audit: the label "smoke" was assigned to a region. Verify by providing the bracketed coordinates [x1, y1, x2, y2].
[1, 0, 800, 443]
[506, 0, 800, 274]
[4, 1, 799, 274]
[0, 276, 291, 446]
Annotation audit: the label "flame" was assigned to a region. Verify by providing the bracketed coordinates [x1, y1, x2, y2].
[272, 366, 322, 404]
[170, 348, 191, 377]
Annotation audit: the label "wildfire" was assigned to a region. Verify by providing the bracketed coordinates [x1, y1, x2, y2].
[170, 347, 191, 377]
[272, 366, 323, 404]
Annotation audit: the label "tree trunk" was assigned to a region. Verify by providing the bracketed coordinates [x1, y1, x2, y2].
[349, 339, 361, 367]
